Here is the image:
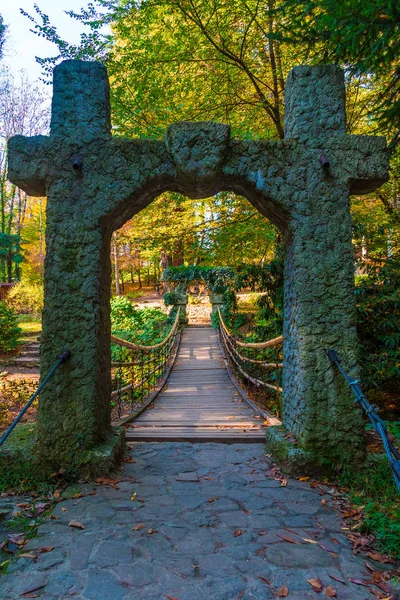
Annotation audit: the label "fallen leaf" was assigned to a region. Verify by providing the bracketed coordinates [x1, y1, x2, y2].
[324, 586, 337, 597]
[53, 491, 61, 499]
[281, 477, 287, 487]
[37, 547, 54, 553]
[21, 582, 47, 596]
[298, 476, 310, 481]
[277, 586, 289, 597]
[302, 538, 318, 544]
[234, 529, 245, 537]
[258, 576, 270, 585]
[61, 507, 67, 512]
[328, 574, 346, 585]
[208, 497, 219, 503]
[125, 456, 136, 463]
[132, 523, 146, 531]
[131, 493, 137, 501]
[68, 520, 85, 529]
[165, 596, 178, 600]
[19, 552, 36, 559]
[321, 499, 328, 506]
[242, 508, 251, 515]
[347, 578, 368, 587]
[147, 528, 158, 534]
[367, 551, 391, 564]
[307, 578, 324, 592]
[277, 534, 300, 544]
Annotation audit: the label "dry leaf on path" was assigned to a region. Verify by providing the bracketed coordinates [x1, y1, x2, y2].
[132, 523, 146, 531]
[328, 574, 346, 585]
[307, 578, 324, 592]
[367, 551, 391, 564]
[277, 586, 289, 597]
[208, 497, 219, 503]
[234, 529, 245, 537]
[258, 576, 270, 585]
[324, 586, 337, 597]
[277, 534, 300, 544]
[68, 520, 85, 529]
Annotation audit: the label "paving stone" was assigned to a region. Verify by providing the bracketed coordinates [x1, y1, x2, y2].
[265, 542, 338, 568]
[1, 442, 397, 600]
[113, 558, 155, 587]
[175, 471, 199, 481]
[93, 540, 134, 567]
[70, 533, 96, 570]
[84, 569, 128, 600]
[44, 569, 82, 597]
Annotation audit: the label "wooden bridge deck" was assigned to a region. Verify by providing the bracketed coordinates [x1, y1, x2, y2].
[126, 327, 267, 442]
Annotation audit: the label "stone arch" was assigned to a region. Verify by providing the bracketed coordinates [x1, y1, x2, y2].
[7, 60, 389, 472]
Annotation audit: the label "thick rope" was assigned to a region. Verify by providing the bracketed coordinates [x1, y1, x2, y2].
[218, 308, 283, 348]
[111, 307, 181, 353]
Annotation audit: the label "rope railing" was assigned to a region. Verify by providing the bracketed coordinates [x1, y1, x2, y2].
[328, 349, 400, 493]
[217, 308, 283, 393]
[110, 308, 181, 419]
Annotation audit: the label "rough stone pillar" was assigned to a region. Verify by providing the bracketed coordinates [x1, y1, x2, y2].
[37, 62, 121, 470]
[209, 291, 225, 318]
[267, 66, 365, 466]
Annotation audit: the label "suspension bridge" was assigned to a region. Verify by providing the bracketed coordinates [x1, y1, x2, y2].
[110, 308, 283, 443]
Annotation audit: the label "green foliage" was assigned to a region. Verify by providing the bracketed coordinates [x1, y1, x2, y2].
[355, 254, 400, 392]
[0, 14, 6, 60]
[280, 0, 400, 145]
[337, 454, 400, 558]
[0, 379, 37, 430]
[0, 302, 21, 353]
[0, 425, 56, 494]
[162, 265, 235, 294]
[110, 296, 169, 358]
[163, 291, 182, 307]
[6, 280, 44, 315]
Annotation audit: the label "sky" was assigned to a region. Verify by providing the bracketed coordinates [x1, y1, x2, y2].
[1, 0, 91, 85]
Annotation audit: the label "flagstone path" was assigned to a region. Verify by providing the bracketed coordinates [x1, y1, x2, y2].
[0, 442, 397, 599]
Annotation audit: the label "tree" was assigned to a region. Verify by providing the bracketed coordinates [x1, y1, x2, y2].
[280, 0, 400, 148]
[0, 74, 49, 281]
[0, 15, 7, 60]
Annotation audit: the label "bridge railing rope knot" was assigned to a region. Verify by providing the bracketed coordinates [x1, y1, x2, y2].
[110, 308, 181, 418]
[217, 308, 283, 395]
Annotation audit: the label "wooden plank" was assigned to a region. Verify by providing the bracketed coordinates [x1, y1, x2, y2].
[128, 326, 268, 441]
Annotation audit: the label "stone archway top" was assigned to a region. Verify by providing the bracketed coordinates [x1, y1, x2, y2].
[8, 61, 388, 223]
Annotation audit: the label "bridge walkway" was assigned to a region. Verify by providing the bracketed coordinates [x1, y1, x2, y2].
[125, 326, 267, 442]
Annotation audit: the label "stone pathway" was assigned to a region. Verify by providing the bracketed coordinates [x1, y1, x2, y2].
[0, 443, 397, 599]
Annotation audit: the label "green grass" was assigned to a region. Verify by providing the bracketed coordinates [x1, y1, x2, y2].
[0, 424, 56, 495]
[17, 318, 41, 335]
[336, 453, 400, 558]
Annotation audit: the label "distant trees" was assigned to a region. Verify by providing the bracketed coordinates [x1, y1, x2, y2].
[0, 75, 49, 282]
[0, 15, 6, 60]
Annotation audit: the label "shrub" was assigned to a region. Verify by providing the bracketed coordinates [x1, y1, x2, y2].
[355, 253, 400, 393]
[0, 302, 21, 353]
[7, 281, 44, 315]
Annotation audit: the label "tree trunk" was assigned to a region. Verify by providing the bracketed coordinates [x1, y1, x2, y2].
[113, 232, 121, 295]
